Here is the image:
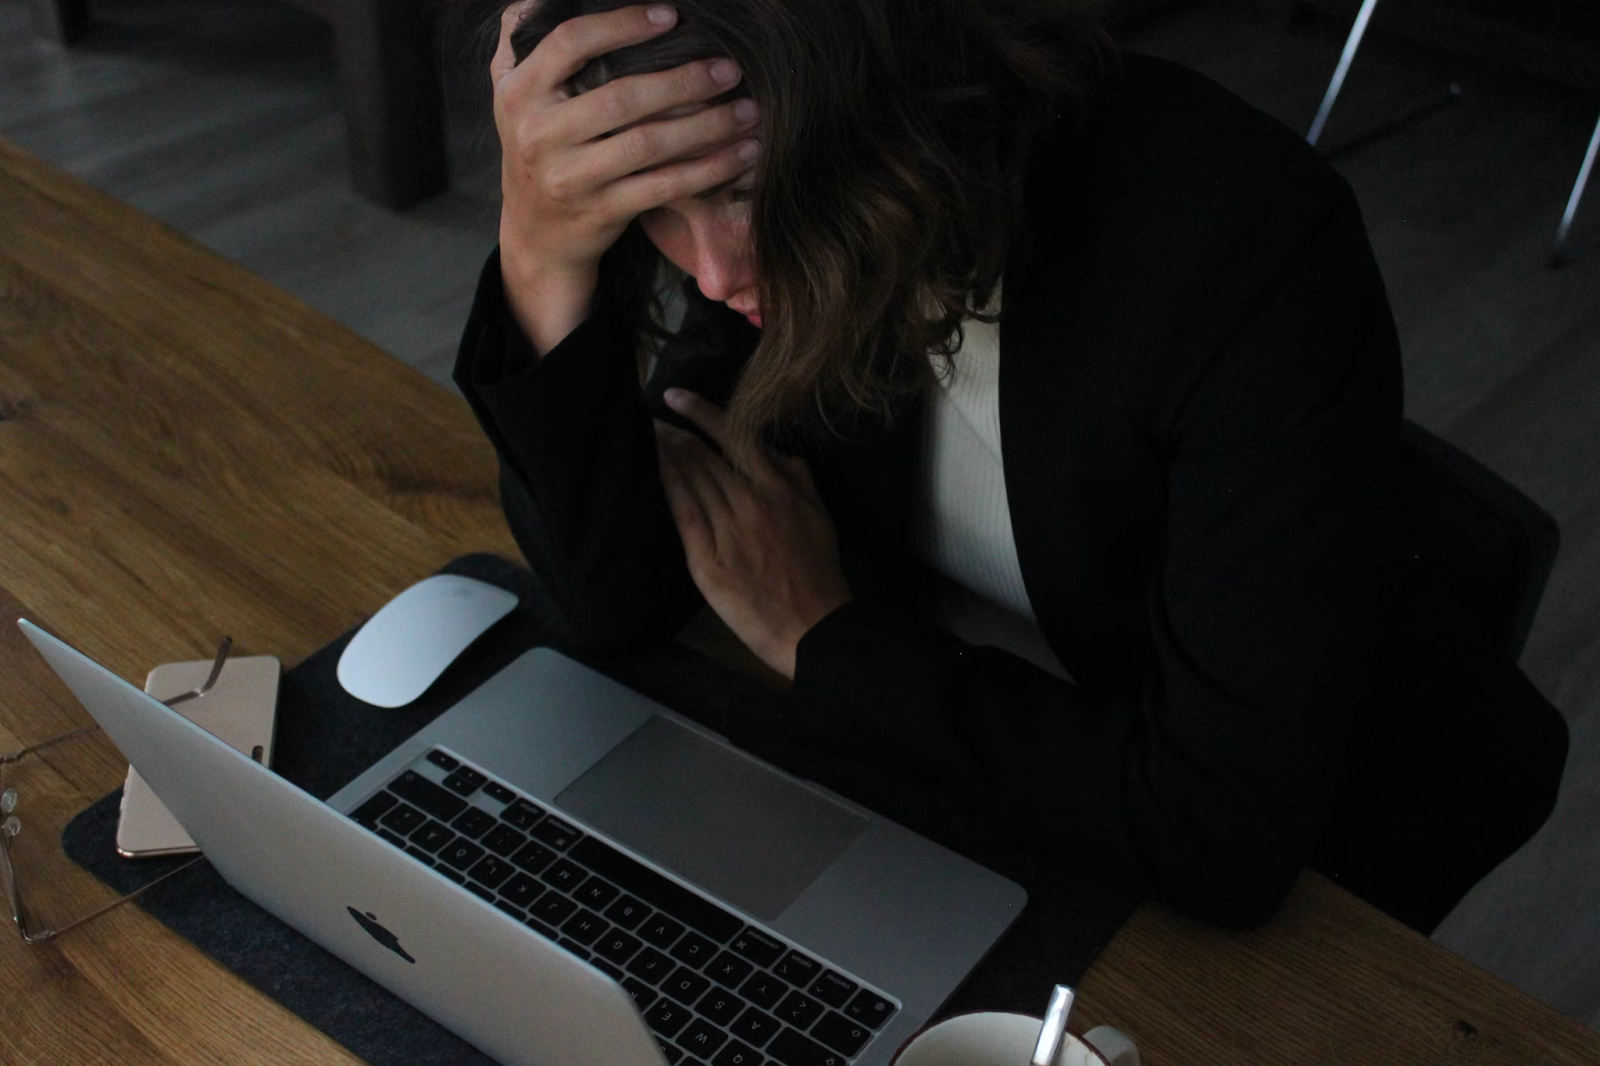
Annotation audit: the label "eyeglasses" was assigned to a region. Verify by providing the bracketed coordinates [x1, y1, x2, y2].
[0, 637, 233, 944]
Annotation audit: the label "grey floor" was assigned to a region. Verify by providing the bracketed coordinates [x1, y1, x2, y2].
[3, 0, 1597, 1034]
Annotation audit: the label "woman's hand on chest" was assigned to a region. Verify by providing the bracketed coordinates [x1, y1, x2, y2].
[654, 389, 853, 680]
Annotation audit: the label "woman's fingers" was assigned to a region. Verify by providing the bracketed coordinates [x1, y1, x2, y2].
[497, 4, 679, 123]
[663, 388, 728, 444]
[655, 435, 707, 545]
[662, 388, 790, 488]
[564, 57, 743, 148]
[656, 421, 735, 547]
[491, 1, 540, 89]
[527, 4, 678, 101]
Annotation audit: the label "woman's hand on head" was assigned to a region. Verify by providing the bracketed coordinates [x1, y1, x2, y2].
[654, 390, 852, 682]
[491, 2, 761, 297]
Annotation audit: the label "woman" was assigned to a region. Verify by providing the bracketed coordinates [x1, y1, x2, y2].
[456, 0, 1568, 932]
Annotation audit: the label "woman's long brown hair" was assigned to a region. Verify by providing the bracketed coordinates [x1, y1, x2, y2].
[508, 0, 1112, 469]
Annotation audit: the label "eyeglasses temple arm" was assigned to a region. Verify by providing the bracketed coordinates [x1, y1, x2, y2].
[161, 637, 232, 708]
[10, 854, 207, 945]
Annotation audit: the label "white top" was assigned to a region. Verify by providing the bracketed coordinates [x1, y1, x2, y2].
[911, 278, 1073, 683]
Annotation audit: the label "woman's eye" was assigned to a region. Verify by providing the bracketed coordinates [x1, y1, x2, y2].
[729, 187, 753, 204]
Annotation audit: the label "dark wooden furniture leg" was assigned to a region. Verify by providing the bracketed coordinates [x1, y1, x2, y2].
[27, 0, 91, 43]
[324, 0, 450, 210]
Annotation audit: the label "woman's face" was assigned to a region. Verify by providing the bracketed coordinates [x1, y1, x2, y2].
[629, 100, 762, 327]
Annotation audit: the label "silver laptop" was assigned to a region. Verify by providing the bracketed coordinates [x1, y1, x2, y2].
[20, 619, 1025, 1066]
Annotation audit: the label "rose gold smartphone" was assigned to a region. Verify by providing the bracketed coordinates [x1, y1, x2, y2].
[115, 655, 282, 858]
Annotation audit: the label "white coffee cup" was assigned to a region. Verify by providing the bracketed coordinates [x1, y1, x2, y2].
[891, 1011, 1139, 1066]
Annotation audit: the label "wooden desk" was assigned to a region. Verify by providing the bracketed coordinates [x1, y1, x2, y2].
[1, 138, 1597, 1066]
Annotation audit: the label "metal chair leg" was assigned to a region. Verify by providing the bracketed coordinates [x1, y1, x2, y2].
[1553, 112, 1600, 263]
[1307, 0, 1383, 147]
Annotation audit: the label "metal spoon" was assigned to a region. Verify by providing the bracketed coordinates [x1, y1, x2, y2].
[1030, 985, 1075, 1066]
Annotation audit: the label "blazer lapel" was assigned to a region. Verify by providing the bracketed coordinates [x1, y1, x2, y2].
[999, 85, 1167, 695]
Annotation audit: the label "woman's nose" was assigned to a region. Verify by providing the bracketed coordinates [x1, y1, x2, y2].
[689, 226, 750, 303]
[694, 253, 742, 303]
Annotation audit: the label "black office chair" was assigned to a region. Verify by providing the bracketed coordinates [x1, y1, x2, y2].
[1397, 419, 1559, 663]
[1311, 420, 1565, 934]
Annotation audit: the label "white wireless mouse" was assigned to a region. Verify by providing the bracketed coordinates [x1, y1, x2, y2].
[336, 574, 519, 708]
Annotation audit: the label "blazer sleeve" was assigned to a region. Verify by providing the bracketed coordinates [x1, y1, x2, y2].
[452, 248, 705, 655]
[792, 188, 1404, 926]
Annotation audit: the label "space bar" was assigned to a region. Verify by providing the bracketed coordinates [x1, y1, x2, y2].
[568, 836, 741, 942]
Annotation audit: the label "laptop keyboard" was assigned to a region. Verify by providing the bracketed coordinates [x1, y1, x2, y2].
[348, 748, 900, 1066]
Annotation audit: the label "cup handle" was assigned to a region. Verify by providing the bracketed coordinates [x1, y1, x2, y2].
[1082, 1026, 1139, 1066]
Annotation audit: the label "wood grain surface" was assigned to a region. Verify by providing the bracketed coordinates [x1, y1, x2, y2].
[2, 136, 1598, 1066]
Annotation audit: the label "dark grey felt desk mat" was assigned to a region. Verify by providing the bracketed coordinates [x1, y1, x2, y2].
[64, 553, 1135, 1066]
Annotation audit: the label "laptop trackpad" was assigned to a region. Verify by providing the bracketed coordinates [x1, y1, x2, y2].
[555, 715, 868, 921]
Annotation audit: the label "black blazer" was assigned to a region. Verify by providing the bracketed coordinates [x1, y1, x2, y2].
[455, 54, 1567, 932]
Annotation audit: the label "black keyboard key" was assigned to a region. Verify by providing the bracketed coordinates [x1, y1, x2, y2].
[622, 977, 660, 1011]
[510, 840, 557, 876]
[443, 766, 487, 796]
[465, 881, 496, 903]
[452, 806, 497, 839]
[481, 823, 527, 857]
[627, 947, 676, 984]
[677, 1019, 729, 1058]
[501, 800, 545, 831]
[531, 893, 578, 927]
[594, 958, 626, 981]
[559, 938, 592, 960]
[713, 1040, 765, 1066]
[500, 872, 543, 909]
[570, 837, 741, 943]
[469, 855, 516, 890]
[377, 828, 408, 849]
[350, 791, 398, 829]
[772, 952, 821, 988]
[740, 972, 788, 1011]
[595, 929, 643, 965]
[574, 876, 621, 911]
[404, 846, 435, 865]
[810, 1013, 869, 1057]
[526, 916, 558, 940]
[775, 991, 824, 1031]
[438, 839, 486, 871]
[562, 909, 610, 946]
[657, 1040, 686, 1063]
[707, 951, 755, 989]
[379, 802, 427, 836]
[697, 987, 746, 1027]
[766, 1028, 845, 1066]
[729, 1006, 782, 1047]
[670, 931, 718, 969]
[389, 770, 468, 822]
[542, 858, 587, 892]
[843, 989, 896, 1029]
[645, 999, 692, 1038]
[639, 914, 686, 949]
[730, 927, 786, 969]
[408, 819, 455, 854]
[425, 749, 460, 772]
[605, 895, 652, 930]
[661, 966, 711, 1006]
[494, 899, 527, 921]
[530, 815, 583, 850]
[483, 780, 516, 804]
[436, 866, 466, 884]
[808, 971, 857, 1009]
